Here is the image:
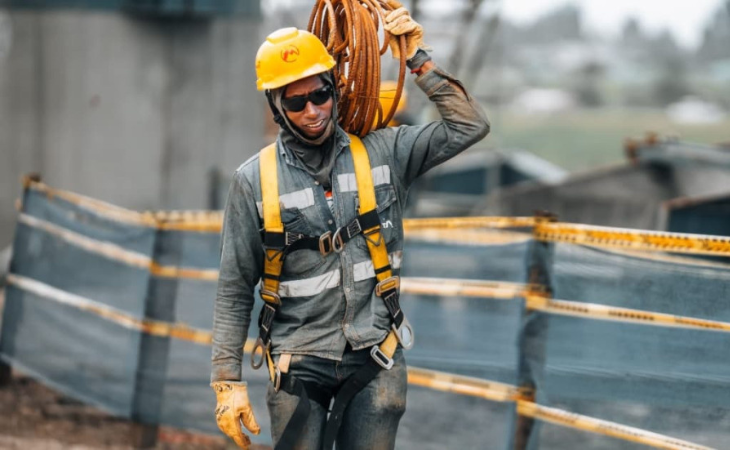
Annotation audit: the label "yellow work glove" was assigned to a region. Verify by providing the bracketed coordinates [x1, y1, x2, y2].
[383, 1, 430, 59]
[211, 381, 261, 449]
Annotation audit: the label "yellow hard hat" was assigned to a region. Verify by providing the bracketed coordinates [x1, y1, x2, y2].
[374, 80, 408, 127]
[256, 28, 336, 91]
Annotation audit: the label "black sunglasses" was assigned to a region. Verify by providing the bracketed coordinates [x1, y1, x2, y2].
[281, 85, 333, 112]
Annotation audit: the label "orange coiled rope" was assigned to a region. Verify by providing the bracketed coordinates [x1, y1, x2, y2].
[308, 0, 407, 137]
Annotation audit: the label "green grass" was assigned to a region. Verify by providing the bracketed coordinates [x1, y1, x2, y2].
[484, 108, 730, 172]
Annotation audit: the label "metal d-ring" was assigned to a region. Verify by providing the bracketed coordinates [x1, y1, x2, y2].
[250, 337, 269, 370]
[392, 317, 414, 350]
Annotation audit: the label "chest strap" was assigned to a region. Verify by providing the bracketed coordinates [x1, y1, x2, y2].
[349, 135, 414, 350]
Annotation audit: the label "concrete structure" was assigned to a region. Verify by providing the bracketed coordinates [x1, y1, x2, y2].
[477, 140, 730, 230]
[408, 148, 567, 217]
[0, 8, 265, 247]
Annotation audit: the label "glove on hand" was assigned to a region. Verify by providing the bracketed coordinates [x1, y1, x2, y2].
[212, 381, 261, 449]
[383, 1, 430, 59]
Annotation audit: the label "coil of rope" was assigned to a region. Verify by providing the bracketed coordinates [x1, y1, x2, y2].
[308, 0, 408, 137]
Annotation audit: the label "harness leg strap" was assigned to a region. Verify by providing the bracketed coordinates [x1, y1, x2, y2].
[321, 331, 399, 450]
[271, 353, 333, 450]
[321, 358, 382, 449]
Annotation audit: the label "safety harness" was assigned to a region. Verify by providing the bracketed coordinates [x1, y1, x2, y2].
[251, 135, 414, 450]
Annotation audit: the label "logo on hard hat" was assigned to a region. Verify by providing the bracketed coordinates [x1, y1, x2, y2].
[281, 45, 300, 63]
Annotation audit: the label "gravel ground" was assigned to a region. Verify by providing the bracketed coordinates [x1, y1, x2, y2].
[0, 367, 272, 450]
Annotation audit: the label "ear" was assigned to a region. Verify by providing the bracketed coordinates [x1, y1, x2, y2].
[265, 90, 287, 127]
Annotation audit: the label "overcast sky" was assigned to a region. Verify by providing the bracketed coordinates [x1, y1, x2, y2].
[498, 0, 724, 49]
[267, 0, 726, 49]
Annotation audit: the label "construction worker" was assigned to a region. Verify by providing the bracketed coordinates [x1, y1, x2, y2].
[210, 4, 489, 449]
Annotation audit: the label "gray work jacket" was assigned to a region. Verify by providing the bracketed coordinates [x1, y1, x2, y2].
[211, 65, 490, 382]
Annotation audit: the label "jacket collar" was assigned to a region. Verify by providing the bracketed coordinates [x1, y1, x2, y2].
[277, 126, 351, 169]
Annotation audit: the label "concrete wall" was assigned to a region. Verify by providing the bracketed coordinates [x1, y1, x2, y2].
[478, 162, 730, 230]
[0, 9, 265, 246]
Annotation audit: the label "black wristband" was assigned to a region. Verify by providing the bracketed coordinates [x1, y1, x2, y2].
[406, 49, 432, 71]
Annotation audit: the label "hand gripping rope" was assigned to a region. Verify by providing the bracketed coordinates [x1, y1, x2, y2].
[308, 0, 407, 137]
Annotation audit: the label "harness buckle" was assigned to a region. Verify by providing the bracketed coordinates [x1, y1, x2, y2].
[392, 317, 415, 350]
[251, 337, 270, 370]
[319, 231, 333, 256]
[375, 276, 400, 297]
[260, 289, 281, 305]
[345, 219, 362, 239]
[273, 366, 282, 393]
[259, 302, 278, 333]
[332, 227, 346, 253]
[370, 345, 394, 370]
[285, 232, 304, 246]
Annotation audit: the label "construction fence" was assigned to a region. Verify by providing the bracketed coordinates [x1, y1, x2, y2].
[2, 178, 730, 449]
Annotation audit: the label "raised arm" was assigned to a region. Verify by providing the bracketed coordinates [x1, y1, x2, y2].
[374, 4, 490, 187]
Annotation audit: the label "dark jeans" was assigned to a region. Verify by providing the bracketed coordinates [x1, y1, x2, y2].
[266, 346, 407, 450]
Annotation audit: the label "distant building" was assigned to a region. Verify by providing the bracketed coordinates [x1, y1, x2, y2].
[510, 88, 577, 114]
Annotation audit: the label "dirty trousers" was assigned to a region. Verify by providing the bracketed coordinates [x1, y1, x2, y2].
[266, 346, 407, 449]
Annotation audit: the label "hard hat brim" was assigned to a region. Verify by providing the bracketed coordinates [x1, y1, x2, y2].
[257, 62, 335, 91]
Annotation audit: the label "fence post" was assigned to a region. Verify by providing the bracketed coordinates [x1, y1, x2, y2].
[208, 167, 223, 210]
[0, 178, 32, 389]
[0, 361, 10, 387]
[0, 276, 8, 387]
[513, 212, 556, 450]
[130, 227, 183, 448]
[131, 423, 160, 449]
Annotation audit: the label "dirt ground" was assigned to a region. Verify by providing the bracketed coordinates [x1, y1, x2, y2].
[0, 288, 270, 450]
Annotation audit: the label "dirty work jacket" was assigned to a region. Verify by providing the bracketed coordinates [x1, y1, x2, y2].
[211, 65, 490, 383]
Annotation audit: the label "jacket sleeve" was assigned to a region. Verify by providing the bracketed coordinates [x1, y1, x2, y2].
[210, 169, 264, 383]
[369, 65, 490, 187]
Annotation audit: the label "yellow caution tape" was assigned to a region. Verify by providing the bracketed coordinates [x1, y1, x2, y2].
[25, 179, 224, 233]
[149, 263, 219, 281]
[26, 179, 160, 228]
[400, 278, 538, 300]
[6, 274, 212, 345]
[407, 367, 522, 403]
[405, 228, 532, 246]
[525, 296, 730, 333]
[517, 401, 714, 450]
[536, 222, 730, 257]
[19, 213, 219, 282]
[18, 214, 152, 270]
[403, 216, 537, 231]
[401, 279, 730, 335]
[151, 210, 224, 233]
[22, 178, 730, 258]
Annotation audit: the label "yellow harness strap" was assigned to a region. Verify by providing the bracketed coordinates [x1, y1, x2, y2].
[253, 143, 285, 376]
[349, 134, 400, 358]
[348, 135, 396, 291]
[260, 143, 284, 303]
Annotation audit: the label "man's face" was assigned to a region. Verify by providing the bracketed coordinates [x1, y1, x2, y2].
[282, 75, 334, 140]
